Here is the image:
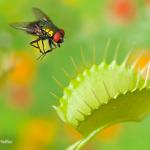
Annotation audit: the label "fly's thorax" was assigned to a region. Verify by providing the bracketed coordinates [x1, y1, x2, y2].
[43, 28, 54, 37]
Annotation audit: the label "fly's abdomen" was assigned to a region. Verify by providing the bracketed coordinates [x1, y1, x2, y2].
[26, 22, 43, 36]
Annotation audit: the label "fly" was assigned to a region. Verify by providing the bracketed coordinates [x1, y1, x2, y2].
[10, 8, 65, 59]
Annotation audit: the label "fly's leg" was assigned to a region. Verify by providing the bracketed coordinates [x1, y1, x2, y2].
[48, 38, 53, 49]
[57, 43, 60, 48]
[30, 38, 43, 54]
[36, 53, 46, 60]
[48, 38, 57, 49]
[30, 39, 39, 49]
[30, 37, 47, 60]
[41, 39, 46, 53]
[36, 39, 57, 60]
[44, 38, 56, 54]
[51, 40, 57, 49]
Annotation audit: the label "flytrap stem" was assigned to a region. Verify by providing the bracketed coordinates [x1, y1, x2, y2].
[67, 127, 105, 150]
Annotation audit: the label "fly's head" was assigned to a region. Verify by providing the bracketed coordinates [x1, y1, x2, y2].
[53, 29, 65, 44]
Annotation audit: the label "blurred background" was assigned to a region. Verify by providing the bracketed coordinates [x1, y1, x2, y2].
[1, 0, 150, 150]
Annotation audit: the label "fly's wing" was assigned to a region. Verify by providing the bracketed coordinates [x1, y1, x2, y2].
[32, 7, 50, 21]
[10, 21, 41, 35]
[32, 8, 59, 31]
[10, 22, 34, 33]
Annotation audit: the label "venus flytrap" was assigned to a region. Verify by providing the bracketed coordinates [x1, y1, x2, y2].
[52, 41, 150, 150]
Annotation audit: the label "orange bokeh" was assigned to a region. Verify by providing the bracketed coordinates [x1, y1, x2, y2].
[97, 124, 122, 142]
[127, 50, 150, 79]
[109, 0, 136, 24]
[9, 52, 36, 85]
[9, 85, 32, 108]
[16, 119, 56, 150]
[134, 51, 150, 69]
[64, 124, 82, 142]
[128, 50, 150, 71]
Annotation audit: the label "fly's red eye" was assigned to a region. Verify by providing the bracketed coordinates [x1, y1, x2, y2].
[59, 29, 65, 37]
[53, 32, 61, 43]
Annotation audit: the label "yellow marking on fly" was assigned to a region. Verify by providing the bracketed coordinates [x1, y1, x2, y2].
[44, 28, 54, 37]
[32, 37, 50, 51]
[38, 39, 50, 50]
